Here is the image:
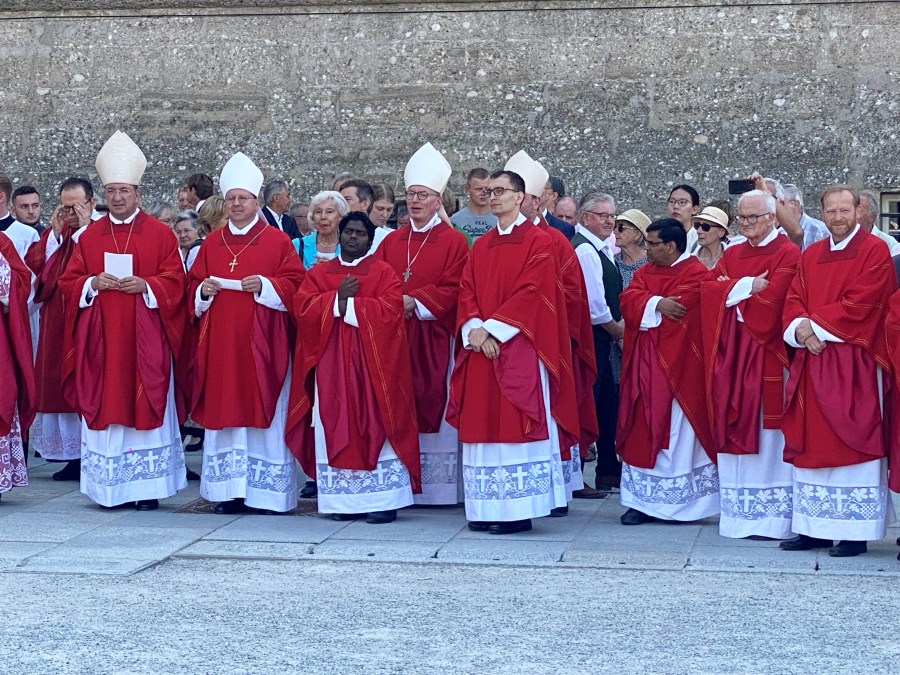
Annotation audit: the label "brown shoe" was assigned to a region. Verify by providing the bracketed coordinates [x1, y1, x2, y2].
[572, 486, 607, 499]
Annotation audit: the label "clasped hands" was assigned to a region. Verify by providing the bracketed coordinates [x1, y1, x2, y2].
[716, 270, 769, 295]
[91, 273, 147, 294]
[794, 318, 827, 355]
[467, 326, 500, 360]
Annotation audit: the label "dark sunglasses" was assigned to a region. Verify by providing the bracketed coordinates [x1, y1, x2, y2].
[693, 222, 723, 232]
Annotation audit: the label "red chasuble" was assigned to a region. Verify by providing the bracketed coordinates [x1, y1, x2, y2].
[59, 211, 188, 431]
[285, 256, 421, 492]
[884, 290, 900, 492]
[700, 235, 800, 455]
[374, 221, 468, 433]
[781, 231, 896, 469]
[536, 215, 598, 454]
[446, 221, 579, 449]
[25, 226, 78, 413]
[0, 237, 35, 436]
[617, 257, 714, 469]
[187, 221, 304, 430]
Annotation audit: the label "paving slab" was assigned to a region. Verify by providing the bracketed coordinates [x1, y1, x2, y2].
[0, 510, 130, 543]
[6, 556, 160, 576]
[112, 510, 241, 530]
[561, 548, 689, 571]
[203, 513, 351, 544]
[816, 541, 900, 576]
[329, 511, 467, 542]
[0, 542, 59, 569]
[454, 515, 592, 542]
[312, 539, 440, 563]
[574, 520, 702, 553]
[436, 538, 568, 565]
[687, 543, 818, 574]
[32, 525, 209, 560]
[174, 540, 315, 560]
[693, 524, 790, 548]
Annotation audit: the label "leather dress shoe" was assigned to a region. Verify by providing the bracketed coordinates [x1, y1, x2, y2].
[620, 508, 655, 525]
[185, 469, 201, 481]
[489, 519, 532, 535]
[829, 540, 867, 557]
[213, 499, 245, 515]
[52, 460, 81, 482]
[135, 499, 159, 511]
[549, 506, 569, 517]
[572, 486, 606, 500]
[366, 510, 397, 524]
[299, 481, 318, 499]
[331, 513, 365, 521]
[779, 534, 833, 551]
[467, 521, 493, 532]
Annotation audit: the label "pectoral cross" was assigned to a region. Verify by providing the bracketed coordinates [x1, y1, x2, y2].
[229, 257, 238, 272]
[402, 267, 411, 282]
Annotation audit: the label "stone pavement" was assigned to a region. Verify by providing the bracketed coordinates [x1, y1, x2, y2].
[2, 456, 899, 578]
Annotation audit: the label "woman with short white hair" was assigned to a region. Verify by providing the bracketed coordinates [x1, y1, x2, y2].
[294, 191, 349, 269]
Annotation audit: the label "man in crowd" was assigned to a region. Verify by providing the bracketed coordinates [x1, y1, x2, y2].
[290, 202, 311, 236]
[12, 186, 43, 233]
[287, 212, 421, 524]
[540, 176, 575, 238]
[184, 172, 214, 211]
[190, 153, 304, 515]
[375, 143, 468, 505]
[0, 173, 39, 260]
[447, 169, 578, 534]
[261, 178, 302, 239]
[780, 185, 896, 557]
[60, 131, 188, 510]
[555, 196, 578, 226]
[339, 179, 374, 215]
[858, 190, 900, 256]
[701, 189, 800, 539]
[450, 168, 497, 241]
[24, 177, 96, 479]
[617, 218, 718, 524]
[781, 182, 829, 250]
[572, 192, 623, 493]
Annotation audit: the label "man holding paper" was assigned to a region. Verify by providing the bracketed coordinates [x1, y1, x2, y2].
[60, 131, 189, 510]
[188, 152, 305, 514]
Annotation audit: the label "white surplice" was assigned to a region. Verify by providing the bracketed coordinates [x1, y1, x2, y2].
[313, 255, 414, 514]
[619, 252, 719, 521]
[781, 224, 895, 541]
[0, 254, 27, 492]
[195, 219, 298, 512]
[460, 216, 567, 523]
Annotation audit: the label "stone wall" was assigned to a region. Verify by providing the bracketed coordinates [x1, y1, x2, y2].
[0, 0, 897, 217]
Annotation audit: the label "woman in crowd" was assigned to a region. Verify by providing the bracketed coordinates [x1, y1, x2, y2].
[146, 199, 177, 231]
[370, 183, 396, 228]
[692, 206, 731, 269]
[184, 196, 228, 271]
[295, 191, 349, 269]
[173, 211, 199, 265]
[611, 209, 651, 384]
[666, 184, 701, 252]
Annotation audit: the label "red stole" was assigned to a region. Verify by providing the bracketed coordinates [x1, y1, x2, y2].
[285, 256, 421, 492]
[781, 231, 896, 469]
[617, 257, 713, 468]
[59, 211, 188, 430]
[446, 221, 579, 448]
[884, 290, 900, 491]
[187, 221, 304, 430]
[536, 216, 598, 455]
[0, 237, 35, 435]
[700, 235, 800, 454]
[374, 221, 469, 432]
[25, 226, 77, 413]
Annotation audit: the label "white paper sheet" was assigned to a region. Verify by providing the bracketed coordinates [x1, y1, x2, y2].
[210, 275, 243, 291]
[104, 252, 133, 279]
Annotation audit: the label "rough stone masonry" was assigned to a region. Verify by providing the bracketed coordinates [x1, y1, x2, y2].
[0, 0, 897, 217]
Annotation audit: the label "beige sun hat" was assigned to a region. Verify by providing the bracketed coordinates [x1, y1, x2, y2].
[615, 208, 652, 236]
[692, 206, 729, 229]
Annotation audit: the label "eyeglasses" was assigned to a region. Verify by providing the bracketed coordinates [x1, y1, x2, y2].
[61, 200, 90, 213]
[584, 210, 616, 221]
[615, 222, 636, 232]
[737, 212, 773, 225]
[667, 198, 691, 208]
[693, 222, 724, 232]
[104, 187, 135, 198]
[481, 187, 521, 198]
[405, 190, 436, 201]
[225, 195, 256, 205]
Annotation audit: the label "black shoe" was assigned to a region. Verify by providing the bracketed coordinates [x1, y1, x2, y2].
[467, 521, 493, 532]
[245, 506, 285, 516]
[620, 508, 656, 525]
[549, 506, 568, 518]
[779, 534, 833, 551]
[895, 536, 900, 547]
[213, 499, 245, 515]
[572, 486, 607, 499]
[186, 469, 201, 481]
[299, 481, 318, 499]
[829, 540, 868, 557]
[34, 450, 42, 459]
[135, 499, 159, 511]
[331, 513, 365, 521]
[489, 519, 532, 535]
[366, 510, 397, 524]
[51, 460, 81, 482]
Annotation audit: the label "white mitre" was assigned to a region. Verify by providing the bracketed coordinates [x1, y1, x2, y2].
[219, 152, 264, 198]
[95, 131, 147, 186]
[404, 142, 452, 194]
[504, 150, 548, 198]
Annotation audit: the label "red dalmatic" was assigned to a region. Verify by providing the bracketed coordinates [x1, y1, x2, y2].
[0, 237, 35, 436]
[187, 221, 304, 430]
[781, 231, 896, 469]
[884, 289, 900, 491]
[59, 212, 188, 431]
[700, 235, 800, 455]
[374, 221, 469, 433]
[617, 257, 714, 469]
[446, 221, 579, 451]
[285, 256, 421, 492]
